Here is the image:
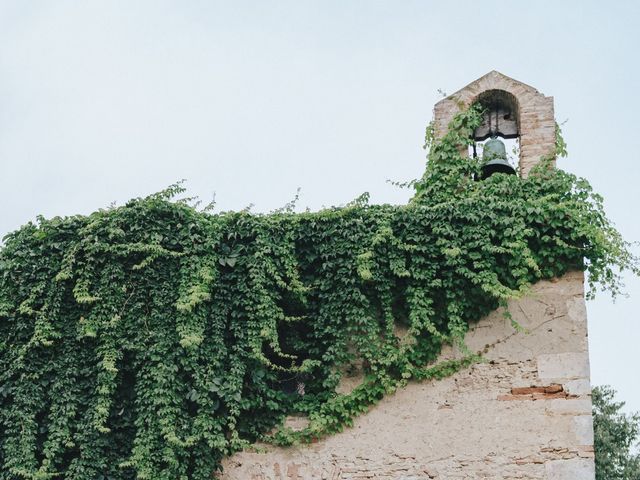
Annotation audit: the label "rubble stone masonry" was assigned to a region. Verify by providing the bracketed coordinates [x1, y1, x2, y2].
[219, 271, 595, 479]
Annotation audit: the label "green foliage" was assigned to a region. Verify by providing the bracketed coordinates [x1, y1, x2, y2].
[555, 121, 569, 158]
[593, 385, 640, 480]
[0, 105, 637, 479]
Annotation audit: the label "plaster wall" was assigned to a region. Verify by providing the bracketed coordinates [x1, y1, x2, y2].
[219, 271, 595, 479]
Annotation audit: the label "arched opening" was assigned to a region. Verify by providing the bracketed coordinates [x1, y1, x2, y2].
[469, 89, 521, 177]
[473, 89, 520, 140]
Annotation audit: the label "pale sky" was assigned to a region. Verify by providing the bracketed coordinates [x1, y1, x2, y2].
[1, 1, 639, 413]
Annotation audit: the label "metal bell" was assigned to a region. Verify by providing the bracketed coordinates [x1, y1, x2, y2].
[481, 136, 516, 179]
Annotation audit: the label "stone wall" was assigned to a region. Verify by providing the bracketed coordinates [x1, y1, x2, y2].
[219, 271, 595, 479]
[433, 71, 556, 178]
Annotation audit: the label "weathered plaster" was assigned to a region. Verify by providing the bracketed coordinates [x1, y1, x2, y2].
[219, 271, 594, 479]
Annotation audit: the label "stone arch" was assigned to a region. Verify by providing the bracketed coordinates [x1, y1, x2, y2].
[432, 71, 555, 177]
[471, 89, 520, 141]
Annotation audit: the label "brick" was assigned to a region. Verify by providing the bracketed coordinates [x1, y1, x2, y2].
[511, 386, 547, 395]
[432, 71, 555, 178]
[545, 384, 563, 394]
[532, 392, 567, 400]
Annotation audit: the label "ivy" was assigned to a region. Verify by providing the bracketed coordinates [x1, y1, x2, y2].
[0, 105, 637, 479]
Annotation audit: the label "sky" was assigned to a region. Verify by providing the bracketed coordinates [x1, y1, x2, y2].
[1, 1, 639, 414]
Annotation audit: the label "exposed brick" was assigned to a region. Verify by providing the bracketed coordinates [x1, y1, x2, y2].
[511, 386, 547, 395]
[545, 384, 563, 394]
[532, 392, 568, 400]
[432, 70, 555, 178]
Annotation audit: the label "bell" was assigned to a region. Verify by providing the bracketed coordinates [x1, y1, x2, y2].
[480, 136, 516, 179]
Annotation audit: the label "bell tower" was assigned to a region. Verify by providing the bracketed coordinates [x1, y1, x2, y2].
[220, 73, 595, 480]
[433, 70, 556, 178]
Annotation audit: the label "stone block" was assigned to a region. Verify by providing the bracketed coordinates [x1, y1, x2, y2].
[564, 379, 592, 396]
[545, 458, 595, 479]
[537, 352, 590, 381]
[545, 398, 592, 416]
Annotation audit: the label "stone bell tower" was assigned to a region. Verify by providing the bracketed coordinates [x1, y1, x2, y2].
[434, 70, 556, 177]
[220, 72, 595, 480]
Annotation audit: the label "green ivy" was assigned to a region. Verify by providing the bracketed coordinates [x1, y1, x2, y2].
[0, 105, 636, 479]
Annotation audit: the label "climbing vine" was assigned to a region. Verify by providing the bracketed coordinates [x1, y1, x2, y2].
[0, 105, 637, 479]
